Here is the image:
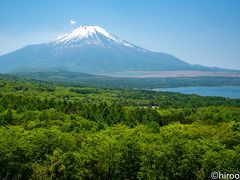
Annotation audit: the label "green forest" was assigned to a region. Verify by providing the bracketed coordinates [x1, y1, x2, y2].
[0, 74, 240, 179]
[16, 71, 240, 88]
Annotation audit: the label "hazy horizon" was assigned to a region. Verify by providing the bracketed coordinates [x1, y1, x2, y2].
[0, 0, 240, 69]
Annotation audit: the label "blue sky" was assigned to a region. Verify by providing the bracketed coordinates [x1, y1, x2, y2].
[0, 0, 240, 69]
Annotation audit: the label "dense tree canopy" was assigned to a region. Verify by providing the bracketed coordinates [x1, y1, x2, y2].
[0, 75, 239, 179]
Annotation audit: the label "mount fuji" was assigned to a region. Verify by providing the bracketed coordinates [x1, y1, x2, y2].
[0, 25, 232, 75]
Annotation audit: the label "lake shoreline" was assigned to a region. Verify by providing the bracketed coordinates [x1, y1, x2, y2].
[152, 86, 240, 99]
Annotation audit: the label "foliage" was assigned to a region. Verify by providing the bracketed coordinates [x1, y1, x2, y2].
[0, 75, 239, 179]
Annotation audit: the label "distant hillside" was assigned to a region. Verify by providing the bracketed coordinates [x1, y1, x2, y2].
[9, 71, 240, 89]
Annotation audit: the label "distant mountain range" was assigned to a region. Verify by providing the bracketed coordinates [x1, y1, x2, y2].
[0, 25, 239, 77]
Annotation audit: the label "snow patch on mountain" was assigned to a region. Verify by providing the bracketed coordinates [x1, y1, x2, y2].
[52, 25, 140, 49]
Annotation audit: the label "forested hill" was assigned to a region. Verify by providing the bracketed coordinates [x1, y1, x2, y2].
[0, 74, 240, 179]
[15, 71, 240, 88]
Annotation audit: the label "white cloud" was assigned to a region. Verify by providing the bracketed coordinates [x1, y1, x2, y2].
[70, 20, 76, 25]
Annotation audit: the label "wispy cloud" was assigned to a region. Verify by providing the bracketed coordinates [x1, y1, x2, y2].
[70, 20, 76, 25]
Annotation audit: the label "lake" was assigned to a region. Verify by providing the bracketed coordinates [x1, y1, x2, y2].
[153, 86, 240, 99]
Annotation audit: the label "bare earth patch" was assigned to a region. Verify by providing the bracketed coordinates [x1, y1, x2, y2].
[100, 71, 240, 78]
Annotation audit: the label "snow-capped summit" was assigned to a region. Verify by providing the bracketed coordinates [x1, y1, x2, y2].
[53, 25, 135, 48]
[0, 24, 202, 74]
[55, 25, 114, 41]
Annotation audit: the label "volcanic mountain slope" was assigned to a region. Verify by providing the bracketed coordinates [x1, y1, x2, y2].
[0, 25, 232, 75]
